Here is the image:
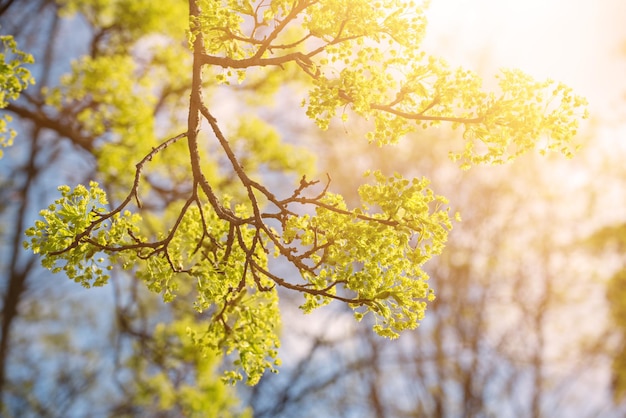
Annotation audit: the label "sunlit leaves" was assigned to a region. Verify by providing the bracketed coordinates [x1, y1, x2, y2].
[306, 38, 587, 168]
[282, 171, 450, 338]
[23, 0, 589, 389]
[453, 69, 588, 168]
[0, 35, 34, 158]
[194, 0, 247, 58]
[24, 182, 112, 287]
[24, 180, 281, 385]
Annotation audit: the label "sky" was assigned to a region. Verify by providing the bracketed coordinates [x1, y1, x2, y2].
[419, 0, 626, 231]
[422, 0, 626, 118]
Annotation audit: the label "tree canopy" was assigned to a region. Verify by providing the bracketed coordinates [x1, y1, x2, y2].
[9, 0, 587, 388]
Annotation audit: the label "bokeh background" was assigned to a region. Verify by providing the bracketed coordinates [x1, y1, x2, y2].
[3, 1, 626, 417]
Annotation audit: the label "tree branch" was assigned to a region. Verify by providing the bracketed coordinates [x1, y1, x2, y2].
[6, 103, 95, 152]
